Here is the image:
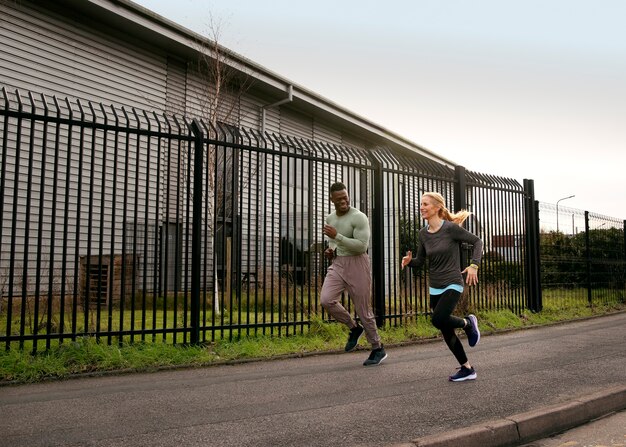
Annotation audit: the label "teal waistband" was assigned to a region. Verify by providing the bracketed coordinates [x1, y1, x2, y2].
[429, 284, 464, 295]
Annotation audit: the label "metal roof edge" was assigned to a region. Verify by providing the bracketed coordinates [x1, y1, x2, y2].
[57, 0, 456, 166]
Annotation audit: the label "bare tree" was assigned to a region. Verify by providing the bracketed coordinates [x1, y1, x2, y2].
[188, 14, 254, 313]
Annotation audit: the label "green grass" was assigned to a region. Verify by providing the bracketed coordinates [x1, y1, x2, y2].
[1, 299, 624, 384]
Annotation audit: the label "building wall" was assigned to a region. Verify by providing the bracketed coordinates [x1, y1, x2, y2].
[0, 1, 379, 148]
[0, 0, 167, 111]
[0, 0, 387, 297]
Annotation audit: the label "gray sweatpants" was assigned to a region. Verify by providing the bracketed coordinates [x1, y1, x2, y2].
[320, 253, 381, 349]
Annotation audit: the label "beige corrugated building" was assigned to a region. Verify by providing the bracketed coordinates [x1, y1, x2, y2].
[1, 0, 453, 165]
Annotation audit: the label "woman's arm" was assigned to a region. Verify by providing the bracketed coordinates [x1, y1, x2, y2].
[402, 233, 426, 269]
[450, 224, 483, 265]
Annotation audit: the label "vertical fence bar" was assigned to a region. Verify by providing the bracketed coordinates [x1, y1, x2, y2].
[231, 144, 239, 339]
[108, 105, 119, 346]
[47, 98, 62, 350]
[0, 91, 9, 350]
[162, 117, 172, 342]
[131, 109, 142, 343]
[97, 103, 108, 344]
[371, 157, 385, 327]
[119, 108, 131, 346]
[525, 182, 535, 311]
[141, 110, 151, 342]
[73, 101, 86, 342]
[524, 179, 541, 311]
[454, 166, 467, 281]
[7, 93, 24, 350]
[33, 95, 50, 353]
[585, 211, 592, 305]
[534, 199, 542, 310]
[454, 165, 467, 212]
[184, 131, 192, 344]
[189, 119, 203, 345]
[20, 94, 36, 349]
[173, 118, 182, 344]
[85, 102, 97, 339]
[152, 112, 161, 342]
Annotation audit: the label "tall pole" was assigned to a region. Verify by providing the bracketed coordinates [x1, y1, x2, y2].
[189, 119, 203, 345]
[556, 194, 575, 232]
[371, 157, 385, 327]
[524, 179, 542, 311]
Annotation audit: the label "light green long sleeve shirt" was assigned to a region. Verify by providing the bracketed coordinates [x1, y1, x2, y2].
[325, 207, 370, 256]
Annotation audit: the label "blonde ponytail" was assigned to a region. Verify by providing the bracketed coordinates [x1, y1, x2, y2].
[423, 192, 472, 226]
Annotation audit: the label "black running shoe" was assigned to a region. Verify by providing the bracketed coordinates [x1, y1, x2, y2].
[345, 324, 364, 352]
[449, 366, 477, 382]
[464, 314, 480, 347]
[363, 345, 387, 366]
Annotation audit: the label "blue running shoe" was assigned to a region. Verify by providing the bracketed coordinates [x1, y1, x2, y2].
[449, 366, 477, 382]
[464, 314, 480, 347]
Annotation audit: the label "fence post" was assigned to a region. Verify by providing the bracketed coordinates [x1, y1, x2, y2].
[524, 179, 542, 311]
[454, 166, 470, 272]
[534, 199, 542, 310]
[371, 158, 385, 327]
[585, 211, 592, 305]
[454, 165, 467, 211]
[189, 119, 204, 344]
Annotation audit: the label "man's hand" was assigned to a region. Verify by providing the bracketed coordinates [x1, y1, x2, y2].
[324, 248, 335, 261]
[323, 224, 337, 239]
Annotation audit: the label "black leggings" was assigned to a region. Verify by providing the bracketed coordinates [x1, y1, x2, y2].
[430, 289, 468, 365]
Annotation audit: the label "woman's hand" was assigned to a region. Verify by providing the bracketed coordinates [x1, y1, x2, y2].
[462, 266, 479, 286]
[401, 250, 412, 270]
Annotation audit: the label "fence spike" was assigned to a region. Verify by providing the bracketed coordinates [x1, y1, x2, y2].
[15, 89, 24, 112]
[110, 104, 119, 125]
[77, 98, 86, 119]
[1, 87, 8, 107]
[27, 91, 37, 114]
[99, 102, 108, 125]
[64, 97, 73, 119]
[41, 93, 49, 116]
[132, 107, 141, 129]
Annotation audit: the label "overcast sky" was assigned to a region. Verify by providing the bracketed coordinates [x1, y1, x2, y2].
[134, 0, 626, 220]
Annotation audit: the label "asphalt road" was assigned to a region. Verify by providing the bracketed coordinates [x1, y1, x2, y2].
[1, 312, 625, 447]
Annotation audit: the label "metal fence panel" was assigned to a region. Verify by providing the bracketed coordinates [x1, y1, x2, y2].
[538, 203, 626, 308]
[464, 171, 528, 315]
[4, 86, 622, 351]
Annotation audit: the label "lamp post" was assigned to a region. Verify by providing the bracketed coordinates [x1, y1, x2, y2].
[556, 195, 575, 232]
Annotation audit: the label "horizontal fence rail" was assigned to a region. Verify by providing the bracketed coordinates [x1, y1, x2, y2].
[1, 86, 624, 352]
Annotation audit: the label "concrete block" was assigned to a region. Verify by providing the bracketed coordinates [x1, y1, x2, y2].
[413, 418, 518, 447]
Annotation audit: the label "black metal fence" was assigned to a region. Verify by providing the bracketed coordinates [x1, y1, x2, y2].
[0, 87, 621, 352]
[537, 203, 626, 309]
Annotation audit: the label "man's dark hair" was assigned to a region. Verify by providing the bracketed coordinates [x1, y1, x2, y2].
[330, 182, 347, 194]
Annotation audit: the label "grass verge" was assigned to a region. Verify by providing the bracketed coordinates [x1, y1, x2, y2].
[1, 301, 624, 384]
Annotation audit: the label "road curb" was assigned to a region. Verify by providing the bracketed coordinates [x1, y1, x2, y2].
[392, 385, 626, 447]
